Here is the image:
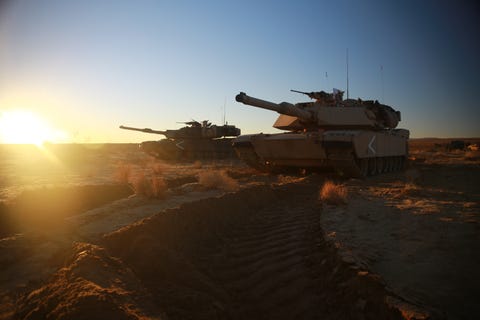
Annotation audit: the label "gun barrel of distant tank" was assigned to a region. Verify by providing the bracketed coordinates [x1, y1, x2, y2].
[119, 125, 167, 135]
[236, 92, 312, 121]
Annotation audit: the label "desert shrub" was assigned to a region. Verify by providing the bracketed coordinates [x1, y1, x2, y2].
[397, 198, 440, 214]
[198, 169, 239, 192]
[464, 150, 480, 161]
[150, 161, 168, 175]
[276, 175, 307, 185]
[449, 149, 464, 155]
[319, 181, 347, 205]
[114, 163, 132, 184]
[397, 183, 420, 198]
[132, 174, 167, 198]
[192, 160, 203, 169]
[150, 177, 168, 198]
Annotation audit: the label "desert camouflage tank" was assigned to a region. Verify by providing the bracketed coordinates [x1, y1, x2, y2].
[233, 89, 409, 177]
[120, 120, 240, 160]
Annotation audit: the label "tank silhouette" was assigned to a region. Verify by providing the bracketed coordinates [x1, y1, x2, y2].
[233, 89, 409, 177]
[120, 120, 241, 160]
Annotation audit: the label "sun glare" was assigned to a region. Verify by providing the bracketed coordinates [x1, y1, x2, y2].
[0, 110, 67, 145]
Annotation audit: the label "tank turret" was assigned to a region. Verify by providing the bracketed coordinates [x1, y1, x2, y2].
[235, 91, 401, 131]
[120, 120, 241, 160]
[120, 120, 240, 140]
[233, 89, 409, 177]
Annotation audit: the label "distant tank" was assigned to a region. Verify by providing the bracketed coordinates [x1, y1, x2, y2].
[233, 89, 409, 177]
[120, 120, 241, 160]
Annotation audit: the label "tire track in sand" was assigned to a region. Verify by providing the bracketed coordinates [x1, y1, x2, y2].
[102, 179, 402, 319]
[193, 184, 325, 319]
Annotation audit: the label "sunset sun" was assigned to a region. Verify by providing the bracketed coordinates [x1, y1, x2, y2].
[0, 110, 67, 145]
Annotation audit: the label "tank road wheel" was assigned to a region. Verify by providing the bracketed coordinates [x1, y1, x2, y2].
[382, 157, 388, 173]
[395, 157, 401, 171]
[392, 157, 398, 172]
[385, 157, 393, 172]
[395, 156, 402, 171]
[368, 157, 376, 176]
[376, 157, 384, 174]
[400, 156, 407, 170]
[357, 158, 368, 177]
[390, 157, 397, 172]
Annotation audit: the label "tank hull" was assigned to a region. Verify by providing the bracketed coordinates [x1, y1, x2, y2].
[140, 138, 237, 161]
[233, 129, 409, 177]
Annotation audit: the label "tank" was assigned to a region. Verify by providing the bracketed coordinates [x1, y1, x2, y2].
[120, 120, 241, 160]
[233, 89, 409, 177]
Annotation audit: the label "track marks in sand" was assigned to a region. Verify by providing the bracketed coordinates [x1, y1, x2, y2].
[101, 181, 402, 319]
[194, 191, 325, 319]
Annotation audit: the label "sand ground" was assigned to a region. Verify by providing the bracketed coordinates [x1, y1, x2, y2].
[0, 142, 479, 319]
[321, 162, 480, 319]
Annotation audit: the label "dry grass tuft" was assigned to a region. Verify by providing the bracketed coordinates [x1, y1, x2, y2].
[276, 175, 307, 185]
[319, 181, 348, 205]
[192, 160, 203, 169]
[397, 183, 420, 198]
[198, 169, 239, 192]
[149, 161, 168, 175]
[396, 199, 440, 214]
[131, 173, 167, 198]
[114, 163, 132, 184]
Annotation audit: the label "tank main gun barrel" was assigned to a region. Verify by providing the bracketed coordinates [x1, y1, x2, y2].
[290, 89, 310, 95]
[235, 92, 312, 121]
[119, 125, 167, 135]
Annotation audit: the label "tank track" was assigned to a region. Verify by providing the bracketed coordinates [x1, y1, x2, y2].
[327, 151, 407, 178]
[140, 139, 237, 161]
[234, 143, 407, 178]
[327, 151, 363, 178]
[233, 142, 271, 171]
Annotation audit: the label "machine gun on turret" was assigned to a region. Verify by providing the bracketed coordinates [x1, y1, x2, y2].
[290, 89, 343, 103]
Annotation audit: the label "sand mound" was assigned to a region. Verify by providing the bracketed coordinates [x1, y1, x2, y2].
[102, 185, 277, 319]
[15, 242, 162, 320]
[11, 180, 402, 319]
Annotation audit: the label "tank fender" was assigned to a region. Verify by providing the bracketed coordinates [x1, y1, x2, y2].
[321, 131, 357, 156]
[352, 130, 409, 158]
[322, 131, 357, 147]
[322, 140, 353, 150]
[322, 131, 382, 159]
[352, 132, 378, 158]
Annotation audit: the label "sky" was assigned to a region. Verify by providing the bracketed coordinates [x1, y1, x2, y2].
[0, 0, 479, 143]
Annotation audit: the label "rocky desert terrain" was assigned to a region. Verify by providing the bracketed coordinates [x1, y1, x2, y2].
[0, 139, 479, 319]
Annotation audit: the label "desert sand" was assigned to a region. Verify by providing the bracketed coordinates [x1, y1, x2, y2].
[0, 140, 479, 319]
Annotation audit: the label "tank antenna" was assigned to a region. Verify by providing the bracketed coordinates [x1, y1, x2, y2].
[380, 65, 385, 103]
[346, 48, 349, 99]
[223, 97, 227, 125]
